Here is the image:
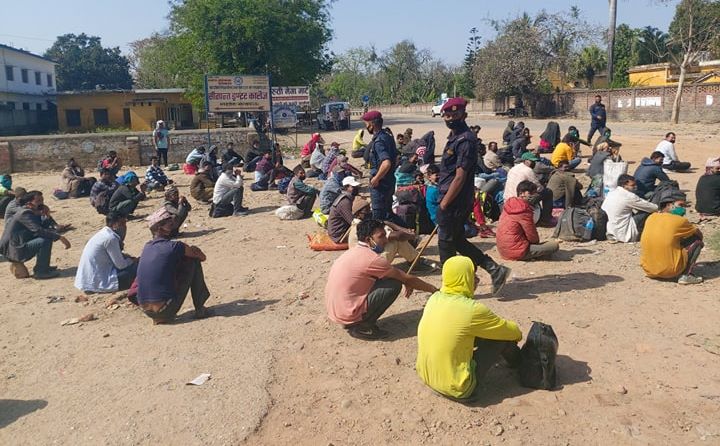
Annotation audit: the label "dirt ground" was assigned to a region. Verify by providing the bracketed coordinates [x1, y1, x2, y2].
[1, 114, 719, 445]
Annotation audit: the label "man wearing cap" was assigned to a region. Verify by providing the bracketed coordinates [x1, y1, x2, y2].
[437, 97, 511, 295]
[641, 196, 704, 285]
[136, 209, 213, 324]
[327, 177, 362, 243]
[153, 120, 170, 167]
[362, 110, 403, 226]
[504, 152, 554, 225]
[695, 158, 720, 216]
[108, 171, 147, 218]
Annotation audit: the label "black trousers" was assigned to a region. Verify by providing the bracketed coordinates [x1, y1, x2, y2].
[142, 258, 210, 322]
[437, 207, 493, 270]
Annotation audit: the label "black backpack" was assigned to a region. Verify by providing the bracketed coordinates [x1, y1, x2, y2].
[584, 199, 608, 241]
[519, 322, 559, 390]
[552, 207, 593, 241]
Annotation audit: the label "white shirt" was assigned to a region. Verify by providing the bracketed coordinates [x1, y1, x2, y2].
[601, 187, 658, 242]
[74, 227, 134, 292]
[655, 140, 678, 165]
[213, 171, 243, 204]
[504, 163, 541, 199]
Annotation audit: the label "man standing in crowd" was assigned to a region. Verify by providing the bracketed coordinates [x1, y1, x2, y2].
[325, 219, 437, 340]
[363, 110, 403, 225]
[136, 209, 213, 324]
[153, 120, 171, 167]
[75, 213, 137, 294]
[587, 94, 606, 143]
[655, 132, 691, 172]
[436, 97, 511, 295]
[0, 190, 71, 279]
[641, 195, 704, 285]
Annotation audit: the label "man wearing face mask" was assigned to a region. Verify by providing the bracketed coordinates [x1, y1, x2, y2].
[0, 190, 71, 279]
[362, 110, 404, 226]
[641, 195, 703, 285]
[325, 219, 438, 340]
[74, 212, 138, 294]
[437, 98, 511, 295]
[601, 174, 658, 243]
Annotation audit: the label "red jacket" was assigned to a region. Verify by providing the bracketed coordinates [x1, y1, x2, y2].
[496, 197, 539, 260]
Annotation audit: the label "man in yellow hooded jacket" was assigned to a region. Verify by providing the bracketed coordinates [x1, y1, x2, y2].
[416, 256, 522, 400]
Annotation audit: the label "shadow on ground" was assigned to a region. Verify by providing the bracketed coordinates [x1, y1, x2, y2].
[380, 309, 423, 342]
[175, 298, 279, 323]
[0, 399, 48, 428]
[499, 272, 624, 300]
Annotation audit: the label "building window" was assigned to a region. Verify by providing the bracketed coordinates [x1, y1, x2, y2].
[21, 69, 29, 83]
[123, 108, 131, 127]
[36, 103, 43, 111]
[22, 102, 30, 110]
[6, 101, 16, 110]
[93, 108, 109, 126]
[5, 65, 13, 81]
[35, 72, 41, 85]
[65, 109, 81, 127]
[47, 74, 53, 87]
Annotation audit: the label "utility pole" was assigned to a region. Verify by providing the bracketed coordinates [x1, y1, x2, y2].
[608, 0, 618, 84]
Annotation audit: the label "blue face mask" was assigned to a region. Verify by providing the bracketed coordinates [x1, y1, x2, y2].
[370, 240, 384, 254]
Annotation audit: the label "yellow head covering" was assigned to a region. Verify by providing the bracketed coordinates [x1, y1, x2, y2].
[439, 256, 476, 299]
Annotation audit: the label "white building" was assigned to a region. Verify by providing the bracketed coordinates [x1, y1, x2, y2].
[0, 43, 57, 111]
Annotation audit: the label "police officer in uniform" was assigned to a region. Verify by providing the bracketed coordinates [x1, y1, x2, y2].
[362, 110, 405, 226]
[436, 98, 511, 295]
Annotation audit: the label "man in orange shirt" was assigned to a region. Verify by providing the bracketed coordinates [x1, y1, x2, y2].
[325, 219, 437, 340]
[640, 194, 704, 285]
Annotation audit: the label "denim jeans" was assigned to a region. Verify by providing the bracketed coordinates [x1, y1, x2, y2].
[24, 237, 53, 273]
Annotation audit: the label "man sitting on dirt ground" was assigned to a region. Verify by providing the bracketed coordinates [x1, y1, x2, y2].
[62, 158, 96, 198]
[109, 171, 147, 218]
[136, 209, 213, 325]
[327, 176, 361, 242]
[211, 162, 249, 217]
[547, 160, 583, 208]
[162, 186, 191, 237]
[75, 212, 138, 294]
[325, 219, 438, 340]
[319, 167, 346, 215]
[252, 152, 276, 190]
[504, 152, 554, 226]
[190, 162, 215, 203]
[416, 255, 522, 400]
[90, 168, 119, 215]
[497, 181, 560, 261]
[655, 132, 691, 172]
[641, 194, 704, 285]
[145, 156, 172, 192]
[695, 157, 720, 216]
[0, 190, 71, 279]
[602, 174, 658, 243]
[286, 165, 320, 218]
[348, 199, 437, 271]
[633, 151, 671, 198]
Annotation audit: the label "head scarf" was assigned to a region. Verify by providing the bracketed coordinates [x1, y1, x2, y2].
[122, 171, 138, 185]
[0, 175, 11, 190]
[155, 120, 164, 129]
[440, 256, 476, 299]
[301, 133, 321, 157]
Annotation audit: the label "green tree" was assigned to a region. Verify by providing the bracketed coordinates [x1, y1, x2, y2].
[166, 0, 333, 107]
[574, 45, 607, 88]
[609, 24, 639, 88]
[637, 26, 670, 64]
[129, 33, 183, 89]
[44, 33, 133, 90]
[667, 0, 720, 123]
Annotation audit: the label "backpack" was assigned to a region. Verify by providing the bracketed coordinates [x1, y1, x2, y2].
[552, 207, 592, 241]
[519, 321, 559, 390]
[395, 185, 434, 234]
[584, 198, 608, 241]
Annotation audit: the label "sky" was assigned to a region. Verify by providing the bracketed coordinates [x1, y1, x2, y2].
[1, 0, 680, 66]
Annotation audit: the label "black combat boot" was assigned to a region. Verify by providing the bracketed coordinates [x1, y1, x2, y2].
[479, 258, 512, 295]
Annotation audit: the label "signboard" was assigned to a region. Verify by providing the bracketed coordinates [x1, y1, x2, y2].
[271, 86, 310, 107]
[272, 104, 298, 128]
[635, 96, 662, 107]
[206, 75, 270, 112]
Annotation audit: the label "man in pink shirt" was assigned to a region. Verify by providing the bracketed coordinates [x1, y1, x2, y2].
[325, 219, 437, 340]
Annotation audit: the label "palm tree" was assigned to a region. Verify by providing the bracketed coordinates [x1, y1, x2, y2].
[576, 45, 608, 87]
[608, 0, 618, 83]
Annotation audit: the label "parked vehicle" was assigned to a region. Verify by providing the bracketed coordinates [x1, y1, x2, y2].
[317, 102, 351, 130]
[431, 94, 449, 117]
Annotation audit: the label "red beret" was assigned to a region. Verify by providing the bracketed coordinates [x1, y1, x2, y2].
[440, 97, 468, 113]
[361, 110, 382, 121]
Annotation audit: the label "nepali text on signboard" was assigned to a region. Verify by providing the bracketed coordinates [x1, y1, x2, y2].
[271, 86, 310, 107]
[206, 75, 270, 112]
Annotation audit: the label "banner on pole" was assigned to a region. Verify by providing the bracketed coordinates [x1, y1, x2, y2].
[271, 86, 310, 107]
[206, 75, 270, 112]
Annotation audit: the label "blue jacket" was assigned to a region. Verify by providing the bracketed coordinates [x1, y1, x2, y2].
[634, 157, 670, 197]
[589, 103, 606, 125]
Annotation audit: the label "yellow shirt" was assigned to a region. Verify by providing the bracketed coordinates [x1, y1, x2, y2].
[352, 130, 365, 151]
[416, 292, 522, 399]
[640, 213, 698, 279]
[551, 142, 574, 167]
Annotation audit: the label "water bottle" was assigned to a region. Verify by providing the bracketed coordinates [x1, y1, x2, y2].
[583, 218, 594, 241]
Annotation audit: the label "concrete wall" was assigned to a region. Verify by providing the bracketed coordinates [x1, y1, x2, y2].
[0, 127, 258, 174]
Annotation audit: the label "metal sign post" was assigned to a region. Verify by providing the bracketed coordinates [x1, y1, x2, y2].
[204, 75, 211, 146]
